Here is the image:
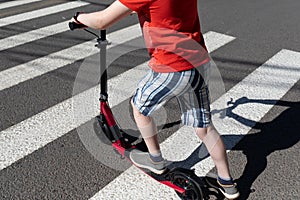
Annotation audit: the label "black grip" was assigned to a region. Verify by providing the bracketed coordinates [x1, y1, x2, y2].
[68, 21, 86, 30]
[100, 30, 106, 41]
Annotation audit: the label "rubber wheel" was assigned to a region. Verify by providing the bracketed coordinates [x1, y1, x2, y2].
[172, 172, 203, 200]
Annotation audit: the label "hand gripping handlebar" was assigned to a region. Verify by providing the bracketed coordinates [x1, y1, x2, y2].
[68, 12, 87, 30]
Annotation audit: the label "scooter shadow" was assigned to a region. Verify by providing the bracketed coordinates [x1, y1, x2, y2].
[167, 97, 300, 200]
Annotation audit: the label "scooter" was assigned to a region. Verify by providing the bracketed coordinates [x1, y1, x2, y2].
[69, 20, 228, 200]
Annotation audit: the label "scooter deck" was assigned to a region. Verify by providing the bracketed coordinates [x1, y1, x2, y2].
[112, 141, 187, 194]
[112, 138, 228, 200]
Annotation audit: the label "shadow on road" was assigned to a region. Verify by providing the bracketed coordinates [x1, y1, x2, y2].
[168, 97, 300, 199]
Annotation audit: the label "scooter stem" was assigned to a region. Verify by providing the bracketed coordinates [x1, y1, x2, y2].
[98, 30, 108, 101]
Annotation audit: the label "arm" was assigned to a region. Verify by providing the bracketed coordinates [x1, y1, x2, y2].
[74, 0, 133, 30]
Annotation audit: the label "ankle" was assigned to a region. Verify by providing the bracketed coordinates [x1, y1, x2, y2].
[149, 151, 164, 163]
[217, 176, 234, 185]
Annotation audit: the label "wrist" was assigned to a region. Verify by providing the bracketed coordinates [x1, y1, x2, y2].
[74, 12, 85, 24]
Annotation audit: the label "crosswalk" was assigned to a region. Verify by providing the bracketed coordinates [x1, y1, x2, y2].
[0, 0, 43, 10]
[0, 1, 89, 27]
[0, 1, 299, 199]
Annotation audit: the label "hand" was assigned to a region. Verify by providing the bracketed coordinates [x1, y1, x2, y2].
[69, 12, 87, 30]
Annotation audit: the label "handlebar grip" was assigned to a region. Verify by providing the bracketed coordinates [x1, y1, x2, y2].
[100, 30, 106, 40]
[68, 21, 87, 30]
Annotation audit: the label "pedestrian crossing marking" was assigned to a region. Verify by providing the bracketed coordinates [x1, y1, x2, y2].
[0, 1, 89, 27]
[204, 31, 235, 52]
[0, 0, 43, 10]
[0, 20, 69, 51]
[0, 2, 299, 199]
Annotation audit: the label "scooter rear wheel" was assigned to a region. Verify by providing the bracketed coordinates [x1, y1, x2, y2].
[172, 171, 203, 200]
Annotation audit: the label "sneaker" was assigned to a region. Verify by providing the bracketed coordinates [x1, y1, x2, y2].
[129, 149, 167, 174]
[205, 173, 240, 199]
[217, 180, 240, 199]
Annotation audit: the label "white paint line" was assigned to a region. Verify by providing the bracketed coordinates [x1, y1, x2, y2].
[0, 31, 234, 172]
[0, 24, 141, 91]
[0, 1, 89, 27]
[0, 0, 43, 10]
[0, 20, 69, 51]
[204, 31, 235, 52]
[93, 49, 300, 199]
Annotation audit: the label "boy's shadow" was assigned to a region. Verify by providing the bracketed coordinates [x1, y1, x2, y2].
[167, 97, 300, 199]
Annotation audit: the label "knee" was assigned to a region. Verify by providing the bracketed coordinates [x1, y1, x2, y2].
[131, 98, 150, 122]
[131, 98, 141, 116]
[130, 98, 135, 107]
[195, 125, 218, 141]
[195, 127, 208, 140]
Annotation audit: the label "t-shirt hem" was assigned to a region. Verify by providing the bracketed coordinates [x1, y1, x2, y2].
[150, 57, 211, 73]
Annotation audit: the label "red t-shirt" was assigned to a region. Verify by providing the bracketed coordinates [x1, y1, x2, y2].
[119, 0, 210, 72]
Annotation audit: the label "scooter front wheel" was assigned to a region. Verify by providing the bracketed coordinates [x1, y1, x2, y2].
[95, 114, 114, 144]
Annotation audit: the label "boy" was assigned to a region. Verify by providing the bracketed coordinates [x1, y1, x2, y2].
[71, 0, 239, 198]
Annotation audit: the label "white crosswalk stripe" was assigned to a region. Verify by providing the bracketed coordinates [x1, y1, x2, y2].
[0, 1, 89, 27]
[0, 20, 69, 51]
[0, 0, 43, 10]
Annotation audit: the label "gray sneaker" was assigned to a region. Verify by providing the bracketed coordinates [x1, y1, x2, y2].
[217, 180, 240, 199]
[206, 173, 240, 199]
[129, 149, 167, 174]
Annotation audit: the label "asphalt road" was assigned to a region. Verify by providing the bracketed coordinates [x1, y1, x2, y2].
[0, 0, 299, 199]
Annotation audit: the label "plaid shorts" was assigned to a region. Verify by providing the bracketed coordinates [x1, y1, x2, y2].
[132, 62, 211, 128]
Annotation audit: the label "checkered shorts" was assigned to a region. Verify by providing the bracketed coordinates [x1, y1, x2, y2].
[132, 62, 211, 128]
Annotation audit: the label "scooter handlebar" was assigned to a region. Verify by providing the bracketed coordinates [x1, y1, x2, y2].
[68, 21, 86, 31]
[68, 13, 107, 40]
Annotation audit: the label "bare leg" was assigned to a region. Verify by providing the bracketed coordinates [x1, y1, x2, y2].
[131, 100, 160, 154]
[195, 125, 231, 179]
